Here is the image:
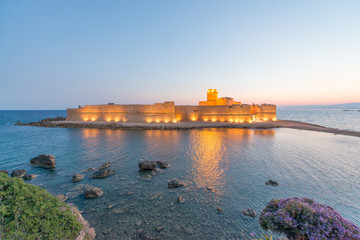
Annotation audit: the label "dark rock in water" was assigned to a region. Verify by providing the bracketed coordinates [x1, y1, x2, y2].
[150, 192, 162, 200]
[177, 195, 185, 203]
[265, 180, 279, 186]
[0, 170, 8, 175]
[138, 161, 157, 171]
[24, 174, 37, 180]
[72, 173, 84, 183]
[84, 186, 103, 199]
[30, 154, 56, 169]
[242, 208, 257, 218]
[156, 161, 171, 169]
[206, 187, 213, 192]
[184, 226, 194, 235]
[217, 207, 224, 213]
[168, 179, 185, 188]
[56, 194, 69, 202]
[99, 162, 110, 169]
[155, 225, 163, 232]
[11, 169, 27, 178]
[103, 228, 112, 235]
[90, 168, 114, 179]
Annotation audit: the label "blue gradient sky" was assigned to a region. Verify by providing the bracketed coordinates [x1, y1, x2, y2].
[1, 1, 359, 109]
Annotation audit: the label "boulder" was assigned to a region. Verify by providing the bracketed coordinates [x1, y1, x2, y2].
[84, 186, 103, 199]
[242, 208, 257, 218]
[30, 154, 56, 168]
[138, 161, 157, 170]
[72, 173, 84, 183]
[217, 207, 224, 213]
[24, 174, 37, 180]
[68, 203, 96, 240]
[11, 169, 27, 178]
[168, 179, 185, 188]
[0, 170, 8, 175]
[156, 161, 171, 169]
[177, 195, 185, 203]
[99, 162, 110, 169]
[265, 180, 279, 186]
[90, 168, 114, 179]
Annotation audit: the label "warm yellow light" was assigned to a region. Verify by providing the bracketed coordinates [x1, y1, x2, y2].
[240, 120, 244, 123]
[211, 118, 216, 122]
[146, 119, 152, 123]
[235, 119, 239, 123]
[229, 118, 234, 123]
[272, 118, 277, 121]
[91, 118, 96, 121]
[84, 117, 89, 121]
[164, 119, 169, 123]
[204, 118, 208, 122]
[263, 118, 268, 121]
[114, 118, 119, 122]
[248, 120, 253, 123]
[106, 118, 111, 122]
[155, 119, 160, 123]
[191, 117, 196, 121]
[173, 119, 177, 123]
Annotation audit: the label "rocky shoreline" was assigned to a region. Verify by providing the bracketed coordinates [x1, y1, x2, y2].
[16, 119, 360, 137]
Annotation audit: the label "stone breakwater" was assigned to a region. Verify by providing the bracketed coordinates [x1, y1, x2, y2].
[16, 119, 360, 137]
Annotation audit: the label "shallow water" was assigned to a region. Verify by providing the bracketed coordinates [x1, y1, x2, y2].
[0, 111, 360, 239]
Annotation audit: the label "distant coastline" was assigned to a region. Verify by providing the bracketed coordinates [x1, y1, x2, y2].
[16, 119, 360, 138]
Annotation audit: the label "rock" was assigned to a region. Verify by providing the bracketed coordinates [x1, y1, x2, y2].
[242, 208, 257, 218]
[177, 195, 185, 203]
[153, 168, 164, 173]
[138, 161, 157, 170]
[265, 180, 279, 186]
[90, 168, 114, 179]
[155, 225, 163, 232]
[84, 186, 103, 199]
[138, 233, 160, 240]
[206, 187, 213, 192]
[68, 203, 96, 240]
[112, 207, 128, 214]
[56, 194, 69, 202]
[24, 174, 37, 180]
[136, 220, 143, 227]
[174, 225, 181, 231]
[184, 226, 193, 235]
[99, 162, 110, 169]
[150, 192, 162, 200]
[156, 161, 170, 169]
[168, 179, 185, 188]
[103, 228, 112, 235]
[217, 207, 224, 213]
[11, 169, 27, 178]
[0, 170, 8, 175]
[30, 154, 56, 168]
[72, 173, 85, 183]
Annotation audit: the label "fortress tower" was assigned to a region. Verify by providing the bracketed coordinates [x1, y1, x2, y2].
[199, 89, 241, 106]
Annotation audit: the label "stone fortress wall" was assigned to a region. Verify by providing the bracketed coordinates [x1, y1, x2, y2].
[66, 89, 276, 123]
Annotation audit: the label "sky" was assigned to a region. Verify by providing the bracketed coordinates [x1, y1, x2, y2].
[1, 1, 359, 109]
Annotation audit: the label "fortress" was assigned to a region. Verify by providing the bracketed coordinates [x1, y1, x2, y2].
[66, 89, 276, 123]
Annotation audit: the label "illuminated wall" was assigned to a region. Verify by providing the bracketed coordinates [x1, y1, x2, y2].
[66, 90, 276, 123]
[66, 101, 177, 123]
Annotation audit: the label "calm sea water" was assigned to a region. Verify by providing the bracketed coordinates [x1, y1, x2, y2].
[0, 110, 359, 240]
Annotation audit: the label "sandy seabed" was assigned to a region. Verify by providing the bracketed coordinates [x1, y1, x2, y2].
[20, 120, 360, 138]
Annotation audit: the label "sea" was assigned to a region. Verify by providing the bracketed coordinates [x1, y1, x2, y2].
[0, 109, 359, 240]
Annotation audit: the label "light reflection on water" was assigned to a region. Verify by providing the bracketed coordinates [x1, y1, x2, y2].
[1, 111, 360, 240]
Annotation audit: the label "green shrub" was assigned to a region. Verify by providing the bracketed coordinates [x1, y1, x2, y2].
[0, 173, 82, 239]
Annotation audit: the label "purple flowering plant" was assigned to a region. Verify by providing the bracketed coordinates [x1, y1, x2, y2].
[259, 197, 360, 240]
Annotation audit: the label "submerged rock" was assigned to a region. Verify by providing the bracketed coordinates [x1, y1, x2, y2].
[11, 169, 26, 178]
[30, 154, 56, 169]
[84, 186, 103, 199]
[99, 162, 110, 169]
[24, 174, 37, 180]
[168, 179, 185, 188]
[242, 208, 257, 218]
[217, 207, 224, 213]
[138, 161, 157, 170]
[149, 192, 162, 200]
[81, 168, 95, 173]
[56, 194, 69, 202]
[156, 161, 170, 169]
[265, 180, 279, 186]
[72, 173, 85, 183]
[177, 195, 185, 203]
[90, 168, 114, 179]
